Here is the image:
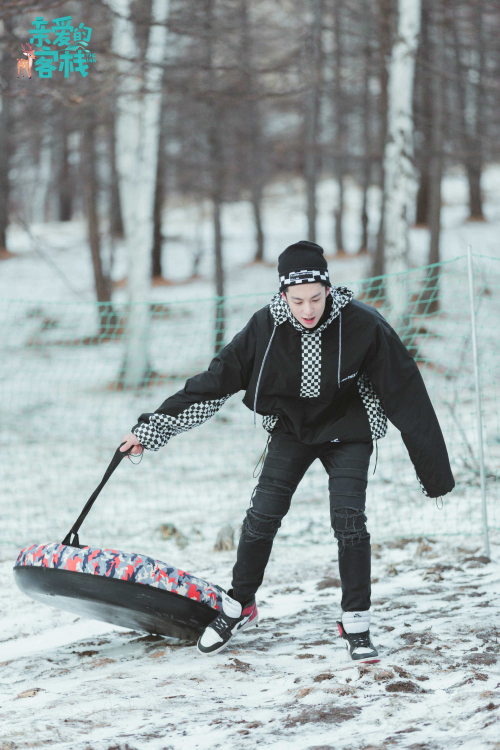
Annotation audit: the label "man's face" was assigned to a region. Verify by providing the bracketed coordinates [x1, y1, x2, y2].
[282, 283, 330, 329]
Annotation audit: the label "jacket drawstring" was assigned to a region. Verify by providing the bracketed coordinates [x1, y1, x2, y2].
[254, 326, 277, 426]
[372, 438, 378, 475]
[253, 433, 272, 477]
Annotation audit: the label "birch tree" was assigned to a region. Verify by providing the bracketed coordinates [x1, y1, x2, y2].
[380, 0, 421, 323]
[108, 0, 170, 388]
[358, 0, 374, 256]
[368, 0, 391, 293]
[202, 0, 226, 355]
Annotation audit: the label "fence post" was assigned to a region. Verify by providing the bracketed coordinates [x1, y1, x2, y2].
[466, 245, 490, 557]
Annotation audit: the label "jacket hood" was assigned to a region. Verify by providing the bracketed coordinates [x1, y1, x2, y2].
[269, 286, 354, 333]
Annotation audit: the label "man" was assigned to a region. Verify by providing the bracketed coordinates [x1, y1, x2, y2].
[121, 240, 455, 661]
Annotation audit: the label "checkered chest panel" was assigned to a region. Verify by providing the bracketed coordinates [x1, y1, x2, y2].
[133, 395, 233, 451]
[300, 332, 322, 398]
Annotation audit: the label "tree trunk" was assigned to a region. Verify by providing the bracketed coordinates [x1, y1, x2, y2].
[251, 182, 265, 263]
[415, 165, 430, 226]
[358, 0, 372, 256]
[82, 119, 110, 304]
[151, 124, 165, 279]
[0, 19, 12, 253]
[108, 110, 124, 238]
[82, 116, 119, 334]
[304, 0, 323, 244]
[380, 0, 421, 324]
[334, 175, 344, 254]
[450, 2, 485, 220]
[213, 196, 224, 354]
[33, 121, 53, 225]
[240, 0, 266, 263]
[414, 0, 431, 227]
[58, 109, 72, 222]
[367, 0, 391, 298]
[152, 60, 169, 279]
[204, 0, 226, 354]
[420, 0, 445, 315]
[111, 0, 171, 388]
[467, 1, 486, 220]
[332, 0, 346, 253]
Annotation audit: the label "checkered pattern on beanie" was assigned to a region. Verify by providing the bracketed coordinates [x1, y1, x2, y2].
[132, 394, 233, 451]
[279, 269, 330, 291]
[357, 372, 387, 440]
[262, 414, 279, 434]
[300, 331, 322, 397]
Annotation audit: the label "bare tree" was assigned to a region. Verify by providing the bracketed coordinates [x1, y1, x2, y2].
[152, 66, 168, 281]
[358, 0, 374, 255]
[81, 110, 114, 310]
[414, 0, 431, 227]
[450, 0, 486, 220]
[202, 0, 226, 354]
[57, 106, 73, 222]
[368, 0, 391, 294]
[331, 0, 347, 255]
[0, 16, 13, 256]
[109, 0, 171, 388]
[417, 0, 446, 315]
[239, 0, 266, 263]
[427, 1, 445, 276]
[304, 0, 323, 244]
[107, 108, 125, 239]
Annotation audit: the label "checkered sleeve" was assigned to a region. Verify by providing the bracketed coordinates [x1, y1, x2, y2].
[131, 395, 234, 451]
[131, 314, 258, 451]
[362, 319, 455, 499]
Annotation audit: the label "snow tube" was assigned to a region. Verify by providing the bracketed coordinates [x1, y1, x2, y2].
[14, 543, 223, 641]
[13, 444, 224, 642]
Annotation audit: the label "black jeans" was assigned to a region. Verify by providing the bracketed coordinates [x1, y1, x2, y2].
[231, 430, 374, 612]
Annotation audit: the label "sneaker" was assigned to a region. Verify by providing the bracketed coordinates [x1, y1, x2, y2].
[197, 590, 259, 656]
[337, 620, 380, 663]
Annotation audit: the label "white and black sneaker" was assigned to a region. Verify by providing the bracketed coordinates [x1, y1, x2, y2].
[197, 590, 259, 656]
[337, 610, 379, 663]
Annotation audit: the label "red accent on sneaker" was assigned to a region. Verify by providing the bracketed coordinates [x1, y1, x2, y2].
[337, 622, 343, 636]
[242, 602, 257, 620]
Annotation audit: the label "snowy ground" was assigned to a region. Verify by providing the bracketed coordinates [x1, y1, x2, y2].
[1, 530, 499, 749]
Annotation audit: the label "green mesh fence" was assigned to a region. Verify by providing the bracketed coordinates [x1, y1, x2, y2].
[1, 252, 498, 550]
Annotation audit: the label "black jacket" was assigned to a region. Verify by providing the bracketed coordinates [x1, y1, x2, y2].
[132, 287, 455, 499]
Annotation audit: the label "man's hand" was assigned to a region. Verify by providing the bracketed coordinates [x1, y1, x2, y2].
[120, 433, 144, 455]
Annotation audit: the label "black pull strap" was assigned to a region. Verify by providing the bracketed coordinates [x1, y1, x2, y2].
[62, 442, 137, 548]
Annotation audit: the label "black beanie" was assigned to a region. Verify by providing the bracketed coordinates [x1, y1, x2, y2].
[278, 240, 330, 292]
